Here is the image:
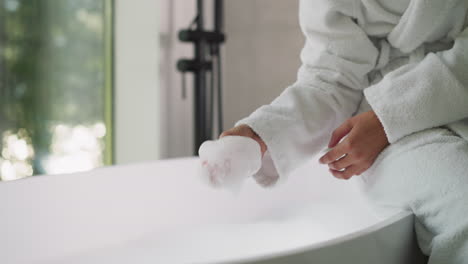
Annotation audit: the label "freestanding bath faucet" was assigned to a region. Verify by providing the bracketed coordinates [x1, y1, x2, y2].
[176, 0, 226, 155]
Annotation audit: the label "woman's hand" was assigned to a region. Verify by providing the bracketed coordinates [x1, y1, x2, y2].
[220, 125, 268, 156]
[319, 111, 389, 180]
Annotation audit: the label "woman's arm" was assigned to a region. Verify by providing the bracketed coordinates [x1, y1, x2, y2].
[233, 0, 378, 185]
[364, 25, 468, 144]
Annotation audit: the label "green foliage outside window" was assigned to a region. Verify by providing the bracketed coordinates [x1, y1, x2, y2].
[0, 0, 113, 180]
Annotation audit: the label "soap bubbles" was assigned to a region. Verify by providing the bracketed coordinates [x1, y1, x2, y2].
[198, 136, 262, 192]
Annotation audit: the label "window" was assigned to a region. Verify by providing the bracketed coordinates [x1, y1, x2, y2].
[0, 0, 113, 180]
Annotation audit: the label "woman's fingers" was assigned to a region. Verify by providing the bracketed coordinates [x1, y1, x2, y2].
[320, 120, 355, 164]
[220, 125, 253, 138]
[319, 140, 349, 164]
[328, 120, 353, 148]
[328, 154, 353, 171]
[322, 111, 389, 179]
[329, 165, 360, 180]
[220, 125, 268, 156]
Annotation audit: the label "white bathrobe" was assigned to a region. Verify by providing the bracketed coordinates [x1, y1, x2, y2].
[236, 0, 468, 262]
[237, 0, 468, 183]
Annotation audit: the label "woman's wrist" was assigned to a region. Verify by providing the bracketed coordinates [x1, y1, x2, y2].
[220, 124, 267, 156]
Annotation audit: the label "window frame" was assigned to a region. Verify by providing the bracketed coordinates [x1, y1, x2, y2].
[114, 0, 161, 164]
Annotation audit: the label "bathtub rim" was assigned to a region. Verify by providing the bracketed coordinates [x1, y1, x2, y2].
[0, 158, 419, 263]
[215, 210, 414, 264]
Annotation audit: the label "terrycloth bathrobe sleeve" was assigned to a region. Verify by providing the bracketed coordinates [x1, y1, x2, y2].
[364, 25, 468, 144]
[235, 0, 378, 186]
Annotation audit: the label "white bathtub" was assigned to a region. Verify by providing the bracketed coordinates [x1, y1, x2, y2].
[0, 157, 427, 264]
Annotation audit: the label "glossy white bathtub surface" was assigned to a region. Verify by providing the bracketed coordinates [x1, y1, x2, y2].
[0, 157, 426, 264]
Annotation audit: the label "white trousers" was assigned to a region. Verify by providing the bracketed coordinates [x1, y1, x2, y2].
[359, 127, 468, 264]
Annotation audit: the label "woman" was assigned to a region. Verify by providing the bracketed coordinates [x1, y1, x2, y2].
[221, 0, 468, 263]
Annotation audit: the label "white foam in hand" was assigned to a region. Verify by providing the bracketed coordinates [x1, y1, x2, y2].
[198, 136, 262, 192]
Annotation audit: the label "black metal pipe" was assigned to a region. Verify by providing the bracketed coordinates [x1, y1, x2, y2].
[194, 0, 209, 154]
[214, 0, 223, 32]
[197, 0, 204, 29]
[214, 0, 224, 135]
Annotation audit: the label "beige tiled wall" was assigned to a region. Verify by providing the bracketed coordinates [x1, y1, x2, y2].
[224, 0, 304, 129]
